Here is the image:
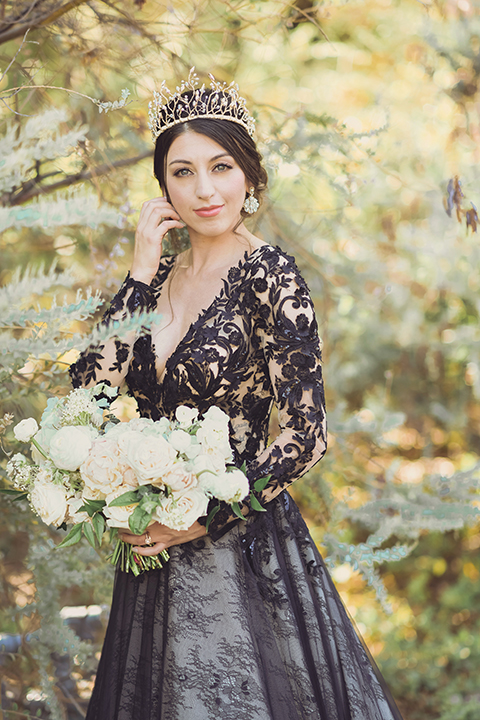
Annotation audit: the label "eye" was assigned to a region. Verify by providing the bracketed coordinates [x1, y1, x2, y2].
[173, 167, 192, 177]
[213, 163, 233, 172]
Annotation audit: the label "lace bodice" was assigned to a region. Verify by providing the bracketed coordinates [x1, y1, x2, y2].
[69, 245, 327, 539]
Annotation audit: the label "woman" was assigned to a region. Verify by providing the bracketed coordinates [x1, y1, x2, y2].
[70, 70, 403, 720]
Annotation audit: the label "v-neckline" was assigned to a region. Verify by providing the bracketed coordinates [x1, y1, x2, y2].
[149, 244, 271, 386]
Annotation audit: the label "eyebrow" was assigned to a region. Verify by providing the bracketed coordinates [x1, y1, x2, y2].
[168, 152, 232, 166]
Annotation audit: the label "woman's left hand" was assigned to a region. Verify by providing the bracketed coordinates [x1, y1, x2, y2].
[119, 521, 207, 557]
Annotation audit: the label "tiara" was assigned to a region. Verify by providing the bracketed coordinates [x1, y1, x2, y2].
[148, 67, 255, 141]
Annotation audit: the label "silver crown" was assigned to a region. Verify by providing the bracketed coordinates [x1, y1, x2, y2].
[148, 67, 255, 141]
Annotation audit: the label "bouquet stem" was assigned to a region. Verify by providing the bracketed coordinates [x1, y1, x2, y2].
[108, 539, 170, 576]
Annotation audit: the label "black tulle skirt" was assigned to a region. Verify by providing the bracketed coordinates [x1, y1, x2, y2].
[86, 492, 403, 720]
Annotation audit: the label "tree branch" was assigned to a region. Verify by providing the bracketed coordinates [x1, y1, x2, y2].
[7, 150, 153, 205]
[0, 0, 89, 46]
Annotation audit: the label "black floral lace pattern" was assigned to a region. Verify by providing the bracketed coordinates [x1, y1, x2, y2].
[70, 245, 403, 720]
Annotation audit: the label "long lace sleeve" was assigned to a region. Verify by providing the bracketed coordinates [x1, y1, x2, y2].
[205, 253, 327, 540]
[69, 274, 160, 389]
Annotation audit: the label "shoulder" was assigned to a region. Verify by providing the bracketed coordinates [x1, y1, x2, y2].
[246, 245, 311, 295]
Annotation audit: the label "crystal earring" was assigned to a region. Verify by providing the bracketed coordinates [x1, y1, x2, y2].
[243, 187, 259, 214]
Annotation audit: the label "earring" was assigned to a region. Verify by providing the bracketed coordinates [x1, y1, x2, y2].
[243, 187, 259, 214]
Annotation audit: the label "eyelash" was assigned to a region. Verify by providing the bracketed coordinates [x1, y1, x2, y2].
[173, 163, 233, 177]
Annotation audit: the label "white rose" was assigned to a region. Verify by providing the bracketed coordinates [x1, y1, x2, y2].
[30, 481, 67, 527]
[120, 433, 178, 485]
[103, 489, 139, 529]
[13, 418, 39, 443]
[175, 406, 199, 427]
[49, 426, 94, 471]
[80, 438, 136, 498]
[168, 429, 194, 454]
[162, 461, 198, 493]
[154, 488, 209, 531]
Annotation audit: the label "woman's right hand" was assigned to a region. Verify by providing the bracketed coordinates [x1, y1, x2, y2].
[130, 197, 185, 285]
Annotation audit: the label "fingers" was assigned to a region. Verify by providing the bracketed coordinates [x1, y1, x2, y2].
[139, 197, 184, 227]
[132, 542, 167, 556]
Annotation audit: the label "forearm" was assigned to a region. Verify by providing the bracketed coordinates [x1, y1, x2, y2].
[69, 275, 159, 389]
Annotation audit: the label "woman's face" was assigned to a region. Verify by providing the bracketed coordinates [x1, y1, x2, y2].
[164, 130, 249, 239]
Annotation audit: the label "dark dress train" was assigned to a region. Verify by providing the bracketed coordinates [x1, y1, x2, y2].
[70, 245, 403, 720]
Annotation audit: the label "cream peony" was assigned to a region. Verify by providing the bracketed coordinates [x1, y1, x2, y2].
[81, 438, 136, 499]
[30, 481, 68, 527]
[175, 405, 199, 427]
[190, 451, 226, 476]
[49, 426, 95, 471]
[154, 488, 209, 531]
[120, 433, 178, 484]
[14, 418, 39, 443]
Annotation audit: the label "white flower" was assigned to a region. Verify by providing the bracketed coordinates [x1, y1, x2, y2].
[154, 488, 209, 531]
[49, 426, 94, 471]
[119, 432, 177, 485]
[175, 406, 199, 428]
[196, 407, 233, 463]
[60, 388, 98, 425]
[66, 495, 89, 524]
[103, 489, 139, 529]
[191, 451, 226, 476]
[13, 418, 39, 442]
[201, 467, 249, 504]
[30, 481, 68, 527]
[81, 438, 136, 499]
[162, 461, 197, 493]
[168, 429, 194, 454]
[6, 453, 32, 489]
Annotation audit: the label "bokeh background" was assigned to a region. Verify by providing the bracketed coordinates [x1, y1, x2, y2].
[2, 1, 480, 718]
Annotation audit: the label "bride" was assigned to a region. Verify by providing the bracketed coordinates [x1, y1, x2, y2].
[70, 69, 403, 720]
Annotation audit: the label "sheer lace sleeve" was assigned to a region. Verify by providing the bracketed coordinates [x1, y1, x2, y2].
[205, 252, 327, 540]
[69, 274, 160, 389]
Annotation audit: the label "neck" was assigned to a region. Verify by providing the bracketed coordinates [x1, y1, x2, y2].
[184, 226, 255, 275]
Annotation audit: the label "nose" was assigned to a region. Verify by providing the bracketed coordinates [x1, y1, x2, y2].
[195, 170, 215, 201]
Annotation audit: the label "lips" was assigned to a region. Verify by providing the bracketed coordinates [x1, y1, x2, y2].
[194, 205, 224, 218]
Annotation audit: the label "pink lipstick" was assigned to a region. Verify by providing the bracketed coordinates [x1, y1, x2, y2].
[194, 205, 224, 218]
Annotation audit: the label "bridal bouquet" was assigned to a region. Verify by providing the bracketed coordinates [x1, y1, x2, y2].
[3, 384, 253, 574]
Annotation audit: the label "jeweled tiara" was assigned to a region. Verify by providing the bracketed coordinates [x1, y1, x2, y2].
[148, 67, 255, 141]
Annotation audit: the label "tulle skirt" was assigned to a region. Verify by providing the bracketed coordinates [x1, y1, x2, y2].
[86, 492, 403, 720]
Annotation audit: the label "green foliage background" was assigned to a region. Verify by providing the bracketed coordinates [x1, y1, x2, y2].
[2, 1, 480, 718]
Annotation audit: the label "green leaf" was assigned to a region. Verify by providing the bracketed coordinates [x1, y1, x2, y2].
[0, 488, 26, 496]
[231, 501, 245, 521]
[92, 512, 106, 544]
[250, 492, 266, 512]
[128, 505, 152, 536]
[253, 474, 271, 492]
[83, 521, 97, 549]
[240, 461, 247, 473]
[56, 523, 83, 548]
[205, 503, 220, 533]
[108, 490, 139, 507]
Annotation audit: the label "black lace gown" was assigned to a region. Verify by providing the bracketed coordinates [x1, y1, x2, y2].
[70, 245, 403, 720]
